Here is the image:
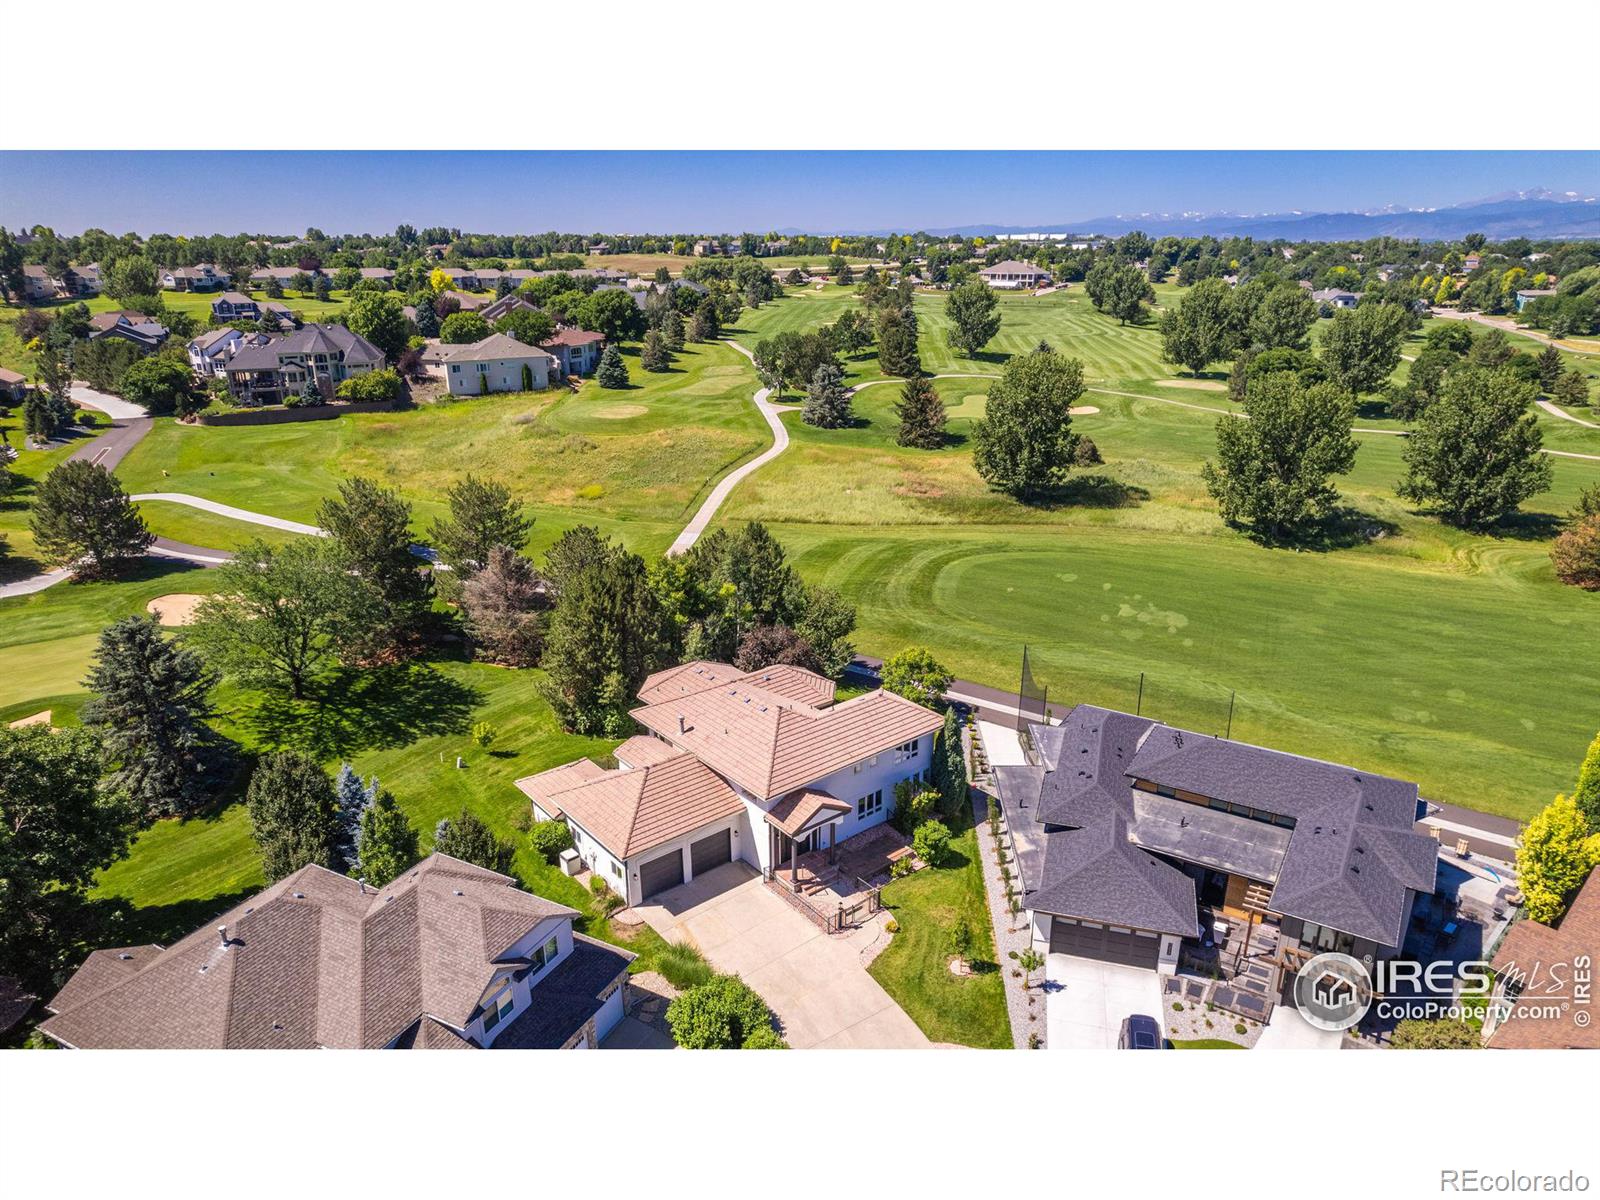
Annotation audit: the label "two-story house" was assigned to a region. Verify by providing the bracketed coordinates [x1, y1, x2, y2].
[187, 327, 271, 378]
[38, 854, 634, 1049]
[88, 310, 169, 350]
[440, 331, 558, 396]
[224, 323, 385, 404]
[211, 291, 262, 322]
[161, 264, 229, 291]
[992, 706, 1437, 989]
[516, 661, 944, 907]
[539, 327, 606, 377]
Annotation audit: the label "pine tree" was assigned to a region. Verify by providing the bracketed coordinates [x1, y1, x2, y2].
[663, 307, 686, 351]
[246, 752, 340, 881]
[689, 297, 720, 342]
[801, 362, 853, 428]
[1574, 731, 1600, 833]
[29, 460, 154, 579]
[81, 615, 226, 821]
[894, 375, 946, 448]
[333, 763, 378, 871]
[427, 474, 534, 573]
[412, 294, 440, 338]
[433, 807, 513, 873]
[596, 343, 630, 389]
[356, 789, 417, 886]
[875, 308, 921, 377]
[640, 329, 672, 372]
[1536, 344, 1565, 392]
[1554, 368, 1592, 409]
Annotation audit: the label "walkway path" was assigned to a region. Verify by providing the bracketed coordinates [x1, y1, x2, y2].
[849, 372, 999, 392]
[130, 493, 326, 536]
[1537, 399, 1600, 429]
[1430, 307, 1600, 356]
[666, 340, 788, 556]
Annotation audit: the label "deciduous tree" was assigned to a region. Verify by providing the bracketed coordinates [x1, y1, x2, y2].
[439, 311, 490, 344]
[119, 354, 201, 416]
[945, 279, 1001, 355]
[433, 808, 513, 874]
[345, 292, 411, 362]
[971, 348, 1084, 497]
[1320, 303, 1410, 394]
[879, 645, 952, 708]
[1159, 277, 1236, 376]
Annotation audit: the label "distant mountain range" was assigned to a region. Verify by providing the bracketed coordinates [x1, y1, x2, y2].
[825, 188, 1600, 242]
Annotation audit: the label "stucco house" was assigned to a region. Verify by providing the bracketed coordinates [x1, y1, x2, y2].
[979, 259, 1051, 289]
[161, 263, 229, 291]
[0, 366, 29, 403]
[20, 264, 58, 302]
[38, 854, 633, 1049]
[440, 331, 558, 396]
[1311, 288, 1359, 309]
[992, 706, 1437, 984]
[516, 661, 944, 907]
[540, 327, 606, 377]
[224, 322, 385, 404]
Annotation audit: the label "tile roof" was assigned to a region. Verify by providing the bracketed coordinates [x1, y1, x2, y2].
[631, 683, 943, 801]
[515, 758, 610, 818]
[540, 326, 606, 348]
[637, 660, 741, 705]
[613, 734, 679, 768]
[765, 788, 851, 837]
[1488, 871, 1600, 1049]
[39, 854, 577, 1049]
[540, 751, 744, 859]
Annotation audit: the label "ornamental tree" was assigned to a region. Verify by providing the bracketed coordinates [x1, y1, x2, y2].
[247, 751, 341, 881]
[879, 645, 952, 708]
[1515, 793, 1600, 924]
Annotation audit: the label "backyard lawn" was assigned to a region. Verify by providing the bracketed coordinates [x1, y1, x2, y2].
[869, 822, 1012, 1049]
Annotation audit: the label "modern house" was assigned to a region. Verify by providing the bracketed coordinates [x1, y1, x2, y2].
[992, 706, 1437, 983]
[979, 260, 1051, 289]
[516, 661, 944, 907]
[1484, 870, 1600, 1049]
[210, 291, 262, 322]
[38, 854, 634, 1049]
[187, 327, 270, 378]
[1311, 288, 1360, 309]
[439, 332, 557, 396]
[88, 311, 169, 350]
[160, 264, 229, 291]
[540, 327, 606, 377]
[223, 323, 385, 404]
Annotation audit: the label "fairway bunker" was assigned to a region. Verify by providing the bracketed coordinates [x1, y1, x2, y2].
[590, 404, 648, 419]
[1156, 379, 1227, 391]
[1069, 405, 1100, 415]
[146, 593, 205, 626]
[8, 710, 51, 729]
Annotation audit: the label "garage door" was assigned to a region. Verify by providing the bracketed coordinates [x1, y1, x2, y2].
[690, 829, 732, 876]
[1049, 919, 1160, 969]
[639, 850, 684, 900]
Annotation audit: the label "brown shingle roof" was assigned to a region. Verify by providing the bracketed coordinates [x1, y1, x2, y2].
[540, 326, 606, 348]
[441, 331, 558, 364]
[39, 855, 577, 1049]
[550, 752, 745, 859]
[632, 685, 943, 801]
[45, 945, 163, 1015]
[1488, 871, 1600, 1050]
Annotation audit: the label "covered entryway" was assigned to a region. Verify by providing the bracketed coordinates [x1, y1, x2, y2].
[690, 829, 732, 876]
[1049, 918, 1161, 970]
[639, 849, 684, 901]
[763, 788, 850, 894]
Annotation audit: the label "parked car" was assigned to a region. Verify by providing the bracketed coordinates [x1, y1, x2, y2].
[1118, 1014, 1163, 1049]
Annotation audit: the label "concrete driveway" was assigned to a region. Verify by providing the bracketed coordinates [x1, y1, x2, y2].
[1254, 1005, 1344, 1050]
[1045, 954, 1163, 1049]
[635, 862, 930, 1048]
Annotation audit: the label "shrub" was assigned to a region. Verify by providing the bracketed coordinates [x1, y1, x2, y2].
[666, 975, 779, 1049]
[1390, 1018, 1481, 1049]
[655, 940, 715, 991]
[334, 368, 403, 404]
[741, 1026, 789, 1049]
[470, 721, 497, 748]
[889, 856, 916, 880]
[1073, 436, 1104, 466]
[948, 916, 974, 963]
[912, 818, 952, 867]
[528, 818, 573, 863]
[1234, 1022, 1248, 1036]
[889, 779, 940, 835]
[1173, 1002, 1184, 1012]
[883, 918, 899, 934]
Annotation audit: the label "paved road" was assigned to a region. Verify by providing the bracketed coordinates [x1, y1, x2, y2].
[70, 384, 149, 420]
[67, 413, 153, 470]
[666, 340, 789, 556]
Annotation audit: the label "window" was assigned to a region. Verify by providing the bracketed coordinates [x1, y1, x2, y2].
[544, 935, 558, 963]
[1156, 784, 1177, 798]
[476, 362, 488, 373]
[857, 789, 883, 819]
[612, 860, 622, 879]
[450, 364, 460, 374]
[480, 981, 514, 1032]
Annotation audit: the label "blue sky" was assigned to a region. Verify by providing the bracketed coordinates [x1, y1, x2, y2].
[2, 151, 1596, 236]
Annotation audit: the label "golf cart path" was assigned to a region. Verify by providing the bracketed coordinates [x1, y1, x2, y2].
[1537, 399, 1600, 429]
[1430, 308, 1600, 356]
[1088, 386, 1405, 436]
[70, 384, 149, 421]
[130, 493, 326, 536]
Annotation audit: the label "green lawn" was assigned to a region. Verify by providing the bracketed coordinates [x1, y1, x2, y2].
[868, 822, 1012, 1048]
[0, 407, 112, 576]
[1170, 1038, 1247, 1049]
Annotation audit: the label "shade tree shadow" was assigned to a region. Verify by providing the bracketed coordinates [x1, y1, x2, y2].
[243, 662, 480, 760]
[1235, 505, 1401, 552]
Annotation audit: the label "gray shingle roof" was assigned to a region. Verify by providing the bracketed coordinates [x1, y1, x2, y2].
[487, 935, 634, 1049]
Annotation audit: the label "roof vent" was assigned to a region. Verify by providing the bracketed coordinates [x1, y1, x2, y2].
[453, 889, 464, 896]
[292, 892, 304, 900]
[1350, 865, 1360, 874]
[217, 925, 228, 946]
[273, 1022, 283, 1032]
[118, 952, 133, 961]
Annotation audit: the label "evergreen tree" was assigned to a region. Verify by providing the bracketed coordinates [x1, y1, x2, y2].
[433, 808, 513, 874]
[1573, 731, 1600, 833]
[1536, 345, 1565, 392]
[1551, 515, 1600, 591]
[246, 752, 340, 881]
[300, 375, 323, 406]
[1398, 365, 1552, 530]
[427, 473, 534, 573]
[81, 615, 226, 821]
[333, 763, 378, 871]
[595, 343, 630, 389]
[690, 296, 721, 342]
[972, 348, 1084, 497]
[929, 708, 967, 816]
[461, 543, 546, 666]
[357, 789, 418, 886]
[29, 461, 154, 579]
[1554, 367, 1592, 409]
[411, 294, 440, 338]
[894, 375, 947, 448]
[317, 476, 433, 651]
[875, 307, 921, 377]
[640, 329, 672, 372]
[662, 307, 686, 351]
[800, 362, 853, 428]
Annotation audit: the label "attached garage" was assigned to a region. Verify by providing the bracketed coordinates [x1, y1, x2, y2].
[638, 849, 684, 900]
[1049, 918, 1161, 969]
[690, 829, 732, 876]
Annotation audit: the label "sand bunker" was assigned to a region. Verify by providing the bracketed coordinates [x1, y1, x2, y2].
[147, 593, 205, 626]
[590, 404, 648, 420]
[8, 711, 51, 729]
[1157, 379, 1227, 391]
[1068, 405, 1100, 415]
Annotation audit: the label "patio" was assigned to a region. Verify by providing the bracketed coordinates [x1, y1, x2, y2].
[779, 824, 915, 905]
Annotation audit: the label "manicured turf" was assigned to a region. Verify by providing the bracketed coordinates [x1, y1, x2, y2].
[868, 822, 1012, 1049]
[1169, 1038, 1246, 1049]
[0, 407, 112, 575]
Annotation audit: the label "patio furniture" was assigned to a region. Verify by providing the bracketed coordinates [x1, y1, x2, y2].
[1455, 837, 1471, 859]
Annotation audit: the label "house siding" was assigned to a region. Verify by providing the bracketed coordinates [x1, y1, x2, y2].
[468, 915, 575, 1047]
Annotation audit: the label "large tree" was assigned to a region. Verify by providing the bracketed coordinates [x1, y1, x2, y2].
[1201, 374, 1359, 541]
[879, 646, 952, 708]
[439, 311, 490, 345]
[462, 544, 546, 667]
[247, 752, 340, 882]
[1159, 277, 1236, 376]
[1248, 286, 1318, 352]
[345, 292, 411, 362]
[81, 615, 226, 821]
[753, 330, 836, 398]
[119, 354, 203, 416]
[1086, 261, 1154, 324]
[29, 461, 154, 579]
[433, 808, 513, 874]
[317, 476, 433, 651]
[575, 289, 647, 342]
[1398, 365, 1552, 530]
[0, 725, 135, 993]
[189, 537, 363, 699]
[595, 343, 630, 388]
[894, 374, 947, 448]
[494, 307, 555, 347]
[106, 255, 157, 304]
[945, 279, 1001, 355]
[640, 328, 672, 372]
[875, 308, 921, 377]
[971, 348, 1084, 497]
[356, 789, 419, 887]
[1515, 793, 1600, 924]
[428, 473, 533, 573]
[1320, 303, 1410, 395]
[800, 362, 853, 428]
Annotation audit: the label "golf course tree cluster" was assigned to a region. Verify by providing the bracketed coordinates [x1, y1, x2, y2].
[944, 279, 1002, 355]
[1160, 277, 1320, 378]
[753, 330, 837, 399]
[971, 345, 1085, 498]
[1202, 372, 1359, 543]
[538, 522, 857, 737]
[1084, 259, 1155, 325]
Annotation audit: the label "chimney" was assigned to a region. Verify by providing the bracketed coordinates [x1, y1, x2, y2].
[357, 877, 366, 895]
[217, 925, 228, 946]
